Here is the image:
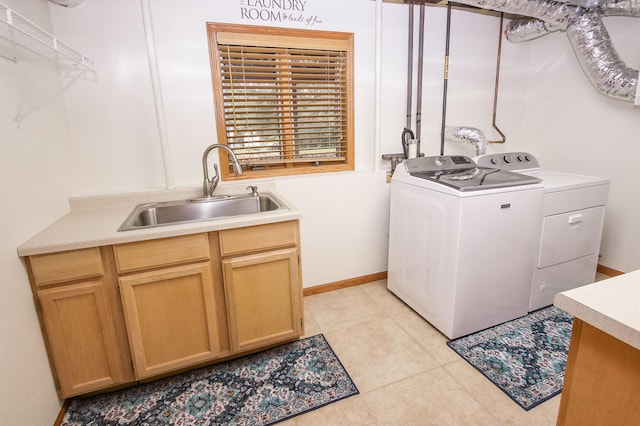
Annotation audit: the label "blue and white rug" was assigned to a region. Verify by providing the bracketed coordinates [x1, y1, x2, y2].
[447, 306, 573, 410]
[62, 334, 358, 425]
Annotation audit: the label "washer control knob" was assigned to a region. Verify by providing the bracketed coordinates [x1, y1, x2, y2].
[490, 158, 497, 165]
[517, 155, 526, 162]
[435, 156, 445, 166]
[503, 155, 511, 163]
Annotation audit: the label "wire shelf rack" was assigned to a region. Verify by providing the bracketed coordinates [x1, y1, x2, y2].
[0, 2, 95, 125]
[0, 2, 94, 70]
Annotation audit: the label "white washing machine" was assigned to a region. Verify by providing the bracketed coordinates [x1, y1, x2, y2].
[476, 152, 610, 311]
[387, 155, 544, 339]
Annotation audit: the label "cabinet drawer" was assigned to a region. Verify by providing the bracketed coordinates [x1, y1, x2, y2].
[219, 221, 299, 257]
[538, 206, 604, 268]
[29, 247, 104, 287]
[114, 234, 210, 273]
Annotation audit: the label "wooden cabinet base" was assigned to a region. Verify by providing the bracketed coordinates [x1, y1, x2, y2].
[38, 280, 133, 397]
[557, 319, 640, 426]
[119, 263, 221, 379]
[223, 248, 302, 353]
[26, 220, 303, 398]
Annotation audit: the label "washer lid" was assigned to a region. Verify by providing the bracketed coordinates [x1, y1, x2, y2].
[405, 156, 541, 192]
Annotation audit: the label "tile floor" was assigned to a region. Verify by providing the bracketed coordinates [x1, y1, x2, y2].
[282, 279, 570, 426]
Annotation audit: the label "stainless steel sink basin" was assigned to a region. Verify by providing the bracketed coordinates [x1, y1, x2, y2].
[118, 192, 288, 231]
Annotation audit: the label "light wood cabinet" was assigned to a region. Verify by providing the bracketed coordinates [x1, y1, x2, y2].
[28, 248, 134, 398]
[220, 221, 303, 353]
[29, 247, 104, 287]
[113, 233, 210, 274]
[115, 235, 221, 379]
[557, 319, 640, 426]
[25, 219, 303, 398]
[119, 264, 221, 379]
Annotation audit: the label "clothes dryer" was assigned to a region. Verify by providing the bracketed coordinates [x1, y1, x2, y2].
[476, 152, 610, 311]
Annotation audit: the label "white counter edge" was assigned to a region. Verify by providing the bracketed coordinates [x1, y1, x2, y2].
[554, 270, 640, 351]
[17, 183, 301, 257]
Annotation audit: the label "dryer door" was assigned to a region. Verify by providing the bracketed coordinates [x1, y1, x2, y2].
[538, 206, 605, 268]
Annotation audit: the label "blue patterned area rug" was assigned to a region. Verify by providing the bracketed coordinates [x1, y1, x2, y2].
[62, 334, 358, 425]
[447, 306, 573, 411]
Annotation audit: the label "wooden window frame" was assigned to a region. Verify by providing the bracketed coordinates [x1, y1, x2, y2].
[207, 23, 355, 180]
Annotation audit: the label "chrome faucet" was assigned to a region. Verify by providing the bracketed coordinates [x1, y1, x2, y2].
[202, 144, 243, 198]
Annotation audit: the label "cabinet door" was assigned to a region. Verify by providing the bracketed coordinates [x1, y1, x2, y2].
[119, 263, 221, 379]
[38, 280, 132, 397]
[222, 248, 302, 353]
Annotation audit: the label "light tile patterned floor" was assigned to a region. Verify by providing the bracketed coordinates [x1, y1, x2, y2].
[282, 280, 563, 425]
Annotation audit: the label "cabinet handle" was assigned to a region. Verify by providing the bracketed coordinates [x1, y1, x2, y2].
[568, 214, 583, 225]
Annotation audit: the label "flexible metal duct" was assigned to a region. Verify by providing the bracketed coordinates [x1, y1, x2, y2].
[556, 0, 614, 7]
[568, 10, 638, 100]
[49, 0, 86, 7]
[444, 126, 488, 156]
[506, 0, 640, 41]
[598, 0, 640, 16]
[506, 18, 555, 42]
[455, 0, 639, 103]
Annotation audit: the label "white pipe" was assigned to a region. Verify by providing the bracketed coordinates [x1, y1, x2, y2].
[374, 0, 383, 172]
[141, 0, 175, 189]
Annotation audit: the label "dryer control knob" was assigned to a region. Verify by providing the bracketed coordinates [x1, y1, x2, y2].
[503, 155, 511, 163]
[490, 158, 497, 165]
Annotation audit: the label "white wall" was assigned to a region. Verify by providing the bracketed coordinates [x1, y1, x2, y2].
[0, 1, 73, 423]
[48, 0, 517, 286]
[4, 1, 637, 423]
[518, 17, 640, 272]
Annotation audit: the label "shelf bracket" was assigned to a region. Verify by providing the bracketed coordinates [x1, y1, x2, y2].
[1, 2, 96, 126]
[14, 64, 87, 127]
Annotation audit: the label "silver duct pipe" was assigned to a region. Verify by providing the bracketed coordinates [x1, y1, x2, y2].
[444, 126, 488, 156]
[555, 0, 613, 7]
[506, 18, 557, 42]
[49, 0, 86, 6]
[598, 0, 640, 16]
[506, 0, 640, 41]
[568, 10, 638, 100]
[455, 0, 639, 103]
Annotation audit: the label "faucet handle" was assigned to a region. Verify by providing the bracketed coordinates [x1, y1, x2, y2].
[246, 185, 258, 197]
[206, 164, 220, 197]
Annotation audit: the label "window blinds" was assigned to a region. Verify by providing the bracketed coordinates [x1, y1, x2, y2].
[214, 31, 350, 169]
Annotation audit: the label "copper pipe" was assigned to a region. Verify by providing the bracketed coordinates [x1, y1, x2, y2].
[489, 13, 506, 144]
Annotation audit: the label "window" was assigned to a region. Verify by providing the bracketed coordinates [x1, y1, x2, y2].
[207, 23, 354, 179]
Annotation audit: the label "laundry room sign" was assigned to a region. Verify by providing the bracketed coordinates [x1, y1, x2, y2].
[239, 0, 323, 26]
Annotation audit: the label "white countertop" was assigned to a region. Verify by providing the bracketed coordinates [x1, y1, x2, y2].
[554, 270, 640, 351]
[17, 184, 301, 257]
